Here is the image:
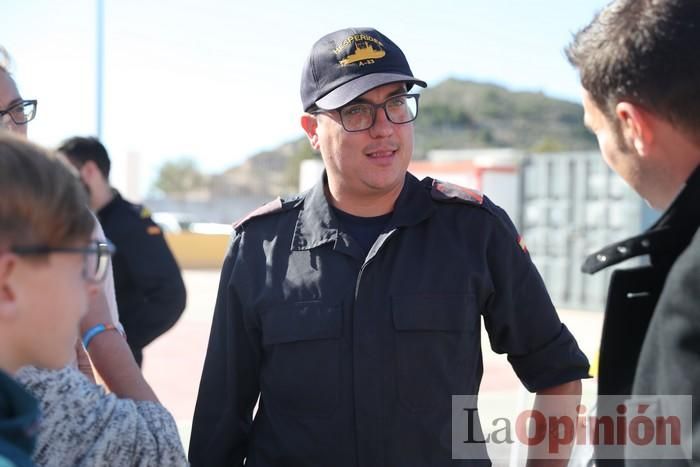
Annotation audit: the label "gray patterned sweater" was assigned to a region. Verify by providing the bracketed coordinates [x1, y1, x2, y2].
[15, 366, 187, 467]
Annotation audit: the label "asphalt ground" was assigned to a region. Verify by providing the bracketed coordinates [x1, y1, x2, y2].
[142, 269, 604, 464]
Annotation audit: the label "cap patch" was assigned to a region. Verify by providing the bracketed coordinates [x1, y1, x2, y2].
[335, 34, 386, 67]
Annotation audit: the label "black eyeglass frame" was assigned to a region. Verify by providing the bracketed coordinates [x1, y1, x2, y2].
[312, 93, 420, 132]
[11, 240, 115, 283]
[0, 99, 38, 125]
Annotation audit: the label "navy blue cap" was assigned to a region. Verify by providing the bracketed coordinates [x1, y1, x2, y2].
[300, 27, 427, 111]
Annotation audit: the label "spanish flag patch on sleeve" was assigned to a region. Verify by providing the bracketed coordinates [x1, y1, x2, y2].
[517, 235, 528, 253]
[147, 225, 162, 235]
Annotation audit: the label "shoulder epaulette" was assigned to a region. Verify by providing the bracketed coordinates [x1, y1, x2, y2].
[125, 202, 162, 234]
[138, 206, 152, 219]
[426, 177, 529, 253]
[232, 197, 300, 231]
[429, 179, 484, 205]
[123, 200, 151, 220]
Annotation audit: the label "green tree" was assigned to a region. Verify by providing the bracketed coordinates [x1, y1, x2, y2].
[531, 137, 566, 153]
[153, 158, 207, 197]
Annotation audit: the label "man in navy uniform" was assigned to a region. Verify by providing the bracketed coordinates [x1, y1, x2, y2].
[59, 136, 187, 367]
[568, 1, 700, 465]
[190, 27, 589, 467]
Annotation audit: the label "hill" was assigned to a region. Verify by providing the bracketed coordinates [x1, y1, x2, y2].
[171, 78, 597, 197]
[413, 78, 595, 155]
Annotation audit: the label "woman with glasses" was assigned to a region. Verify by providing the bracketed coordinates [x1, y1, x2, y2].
[1, 48, 187, 466]
[0, 47, 35, 138]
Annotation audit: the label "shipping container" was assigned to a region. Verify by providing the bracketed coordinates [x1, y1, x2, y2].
[520, 151, 658, 310]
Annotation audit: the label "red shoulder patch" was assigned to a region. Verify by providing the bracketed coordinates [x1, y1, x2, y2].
[517, 235, 528, 253]
[232, 198, 284, 230]
[432, 179, 484, 205]
[146, 225, 162, 236]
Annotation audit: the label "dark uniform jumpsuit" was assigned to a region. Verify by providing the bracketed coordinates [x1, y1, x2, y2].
[582, 166, 700, 465]
[190, 173, 590, 467]
[97, 191, 187, 366]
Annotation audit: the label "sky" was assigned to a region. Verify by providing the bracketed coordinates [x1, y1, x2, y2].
[3, 0, 610, 197]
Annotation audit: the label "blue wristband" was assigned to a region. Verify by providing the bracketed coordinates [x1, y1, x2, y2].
[82, 323, 117, 349]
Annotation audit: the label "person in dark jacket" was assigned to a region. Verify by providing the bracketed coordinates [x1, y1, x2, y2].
[190, 27, 590, 467]
[0, 369, 38, 467]
[567, 1, 700, 464]
[58, 136, 187, 367]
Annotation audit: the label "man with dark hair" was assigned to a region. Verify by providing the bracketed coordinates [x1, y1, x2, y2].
[59, 136, 187, 367]
[567, 1, 700, 464]
[190, 27, 590, 467]
[59, 135, 111, 181]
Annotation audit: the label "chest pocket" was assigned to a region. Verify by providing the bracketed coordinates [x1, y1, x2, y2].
[392, 294, 479, 410]
[260, 301, 342, 414]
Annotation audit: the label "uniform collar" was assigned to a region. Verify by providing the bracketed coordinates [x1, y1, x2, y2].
[96, 189, 122, 218]
[291, 174, 339, 252]
[582, 165, 700, 274]
[392, 172, 436, 228]
[291, 171, 435, 253]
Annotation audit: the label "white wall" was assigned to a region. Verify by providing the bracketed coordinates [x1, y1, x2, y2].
[299, 159, 325, 192]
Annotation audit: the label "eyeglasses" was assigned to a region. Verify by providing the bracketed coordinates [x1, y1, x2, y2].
[11, 240, 115, 283]
[0, 99, 37, 126]
[315, 93, 419, 132]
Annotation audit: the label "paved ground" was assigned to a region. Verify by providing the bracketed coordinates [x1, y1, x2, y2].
[142, 269, 604, 462]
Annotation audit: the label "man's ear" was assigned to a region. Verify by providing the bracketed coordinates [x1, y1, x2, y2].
[301, 113, 320, 150]
[615, 102, 655, 156]
[80, 160, 98, 179]
[0, 253, 18, 321]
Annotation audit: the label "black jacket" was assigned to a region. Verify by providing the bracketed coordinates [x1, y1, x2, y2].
[0, 370, 38, 467]
[190, 173, 589, 467]
[582, 166, 700, 465]
[97, 192, 186, 355]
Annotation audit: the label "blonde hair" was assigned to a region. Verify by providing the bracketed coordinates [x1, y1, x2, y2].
[0, 132, 94, 251]
[0, 46, 11, 74]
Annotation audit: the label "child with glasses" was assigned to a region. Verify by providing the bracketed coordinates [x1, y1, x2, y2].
[0, 133, 188, 467]
[0, 132, 98, 466]
[1, 47, 187, 467]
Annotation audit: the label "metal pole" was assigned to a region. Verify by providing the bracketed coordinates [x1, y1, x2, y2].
[96, 0, 104, 139]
